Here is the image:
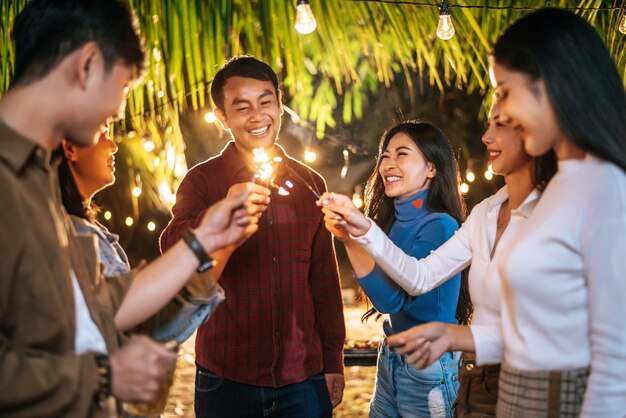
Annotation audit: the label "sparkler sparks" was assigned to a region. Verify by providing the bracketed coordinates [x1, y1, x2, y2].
[251, 147, 322, 200]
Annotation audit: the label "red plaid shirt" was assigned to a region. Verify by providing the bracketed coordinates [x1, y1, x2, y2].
[160, 142, 345, 387]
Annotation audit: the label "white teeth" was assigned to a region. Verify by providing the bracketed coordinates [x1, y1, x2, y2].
[386, 176, 401, 182]
[489, 151, 500, 157]
[249, 126, 269, 135]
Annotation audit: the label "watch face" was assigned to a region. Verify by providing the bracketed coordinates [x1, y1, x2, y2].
[197, 258, 216, 273]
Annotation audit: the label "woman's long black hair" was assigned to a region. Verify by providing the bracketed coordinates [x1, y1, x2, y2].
[492, 8, 626, 173]
[57, 149, 98, 222]
[361, 121, 473, 325]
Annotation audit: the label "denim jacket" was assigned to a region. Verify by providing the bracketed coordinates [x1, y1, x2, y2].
[71, 216, 224, 344]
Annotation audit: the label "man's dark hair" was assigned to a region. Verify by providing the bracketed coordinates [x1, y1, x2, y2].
[210, 56, 280, 112]
[10, 0, 145, 88]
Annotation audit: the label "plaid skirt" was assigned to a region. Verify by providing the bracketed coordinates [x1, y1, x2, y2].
[496, 363, 590, 418]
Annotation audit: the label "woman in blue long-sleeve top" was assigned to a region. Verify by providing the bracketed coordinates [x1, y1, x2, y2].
[324, 121, 470, 417]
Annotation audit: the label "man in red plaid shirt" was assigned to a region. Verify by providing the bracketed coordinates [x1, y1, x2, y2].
[160, 56, 346, 418]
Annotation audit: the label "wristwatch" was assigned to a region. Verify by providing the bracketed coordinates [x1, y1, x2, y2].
[94, 353, 111, 400]
[181, 229, 217, 273]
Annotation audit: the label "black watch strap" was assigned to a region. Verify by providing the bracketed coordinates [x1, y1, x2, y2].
[181, 229, 216, 273]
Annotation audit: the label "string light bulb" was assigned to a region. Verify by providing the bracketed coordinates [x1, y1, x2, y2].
[352, 185, 364, 209]
[125, 217, 134, 227]
[204, 111, 216, 123]
[104, 211, 112, 221]
[303, 146, 317, 163]
[460, 182, 469, 194]
[147, 221, 156, 232]
[484, 163, 494, 181]
[619, 9, 626, 34]
[436, 2, 455, 41]
[295, 0, 317, 35]
[340, 149, 350, 179]
[132, 186, 142, 197]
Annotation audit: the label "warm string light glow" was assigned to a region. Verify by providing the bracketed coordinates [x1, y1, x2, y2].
[147, 221, 156, 232]
[340, 149, 350, 179]
[460, 182, 469, 194]
[295, 0, 317, 35]
[204, 111, 217, 123]
[132, 186, 142, 197]
[437, 2, 455, 40]
[619, 9, 626, 34]
[104, 211, 112, 221]
[352, 185, 364, 209]
[484, 163, 494, 180]
[125, 217, 134, 227]
[303, 146, 317, 163]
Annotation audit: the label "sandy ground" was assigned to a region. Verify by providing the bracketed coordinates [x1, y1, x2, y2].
[162, 304, 383, 417]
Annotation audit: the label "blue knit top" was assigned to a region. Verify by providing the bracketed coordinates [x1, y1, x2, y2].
[358, 189, 461, 334]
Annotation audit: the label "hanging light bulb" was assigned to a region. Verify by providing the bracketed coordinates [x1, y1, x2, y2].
[204, 110, 216, 124]
[295, 0, 317, 35]
[619, 10, 626, 34]
[352, 185, 364, 209]
[340, 149, 350, 179]
[103, 210, 112, 221]
[436, 2, 455, 41]
[303, 146, 317, 163]
[460, 182, 469, 194]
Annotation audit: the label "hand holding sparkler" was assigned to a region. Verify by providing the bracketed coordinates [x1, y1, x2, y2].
[317, 192, 372, 239]
[195, 182, 271, 251]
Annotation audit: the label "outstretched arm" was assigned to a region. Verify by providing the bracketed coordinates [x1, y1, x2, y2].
[319, 192, 473, 295]
[114, 183, 270, 330]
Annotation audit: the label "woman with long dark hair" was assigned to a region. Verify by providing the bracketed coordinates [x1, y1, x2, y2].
[389, 8, 626, 417]
[58, 128, 269, 341]
[486, 8, 626, 417]
[320, 98, 557, 417]
[323, 121, 468, 417]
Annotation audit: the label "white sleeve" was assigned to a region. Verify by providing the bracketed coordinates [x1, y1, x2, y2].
[580, 208, 626, 417]
[352, 212, 475, 296]
[470, 323, 503, 365]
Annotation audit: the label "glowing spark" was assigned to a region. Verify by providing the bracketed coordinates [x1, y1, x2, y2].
[252, 147, 274, 182]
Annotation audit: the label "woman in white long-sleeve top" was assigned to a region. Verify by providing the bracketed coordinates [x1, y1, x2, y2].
[319, 99, 556, 417]
[484, 8, 626, 418]
[384, 8, 626, 418]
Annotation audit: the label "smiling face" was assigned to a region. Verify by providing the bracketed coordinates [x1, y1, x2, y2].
[63, 127, 119, 200]
[215, 76, 283, 155]
[378, 132, 435, 200]
[481, 101, 531, 177]
[490, 60, 566, 158]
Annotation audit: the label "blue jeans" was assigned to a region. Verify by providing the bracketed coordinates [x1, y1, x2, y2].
[370, 340, 460, 418]
[194, 364, 332, 418]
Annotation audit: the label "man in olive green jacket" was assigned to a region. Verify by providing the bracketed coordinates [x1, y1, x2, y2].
[0, 1, 270, 417]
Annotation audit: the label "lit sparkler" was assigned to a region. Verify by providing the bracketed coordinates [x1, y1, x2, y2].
[251, 147, 322, 200]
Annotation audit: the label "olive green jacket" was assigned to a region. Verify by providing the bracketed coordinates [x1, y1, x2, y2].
[0, 123, 131, 418]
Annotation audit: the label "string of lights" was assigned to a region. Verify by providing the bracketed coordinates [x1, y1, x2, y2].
[347, 0, 625, 12]
[343, 0, 626, 39]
